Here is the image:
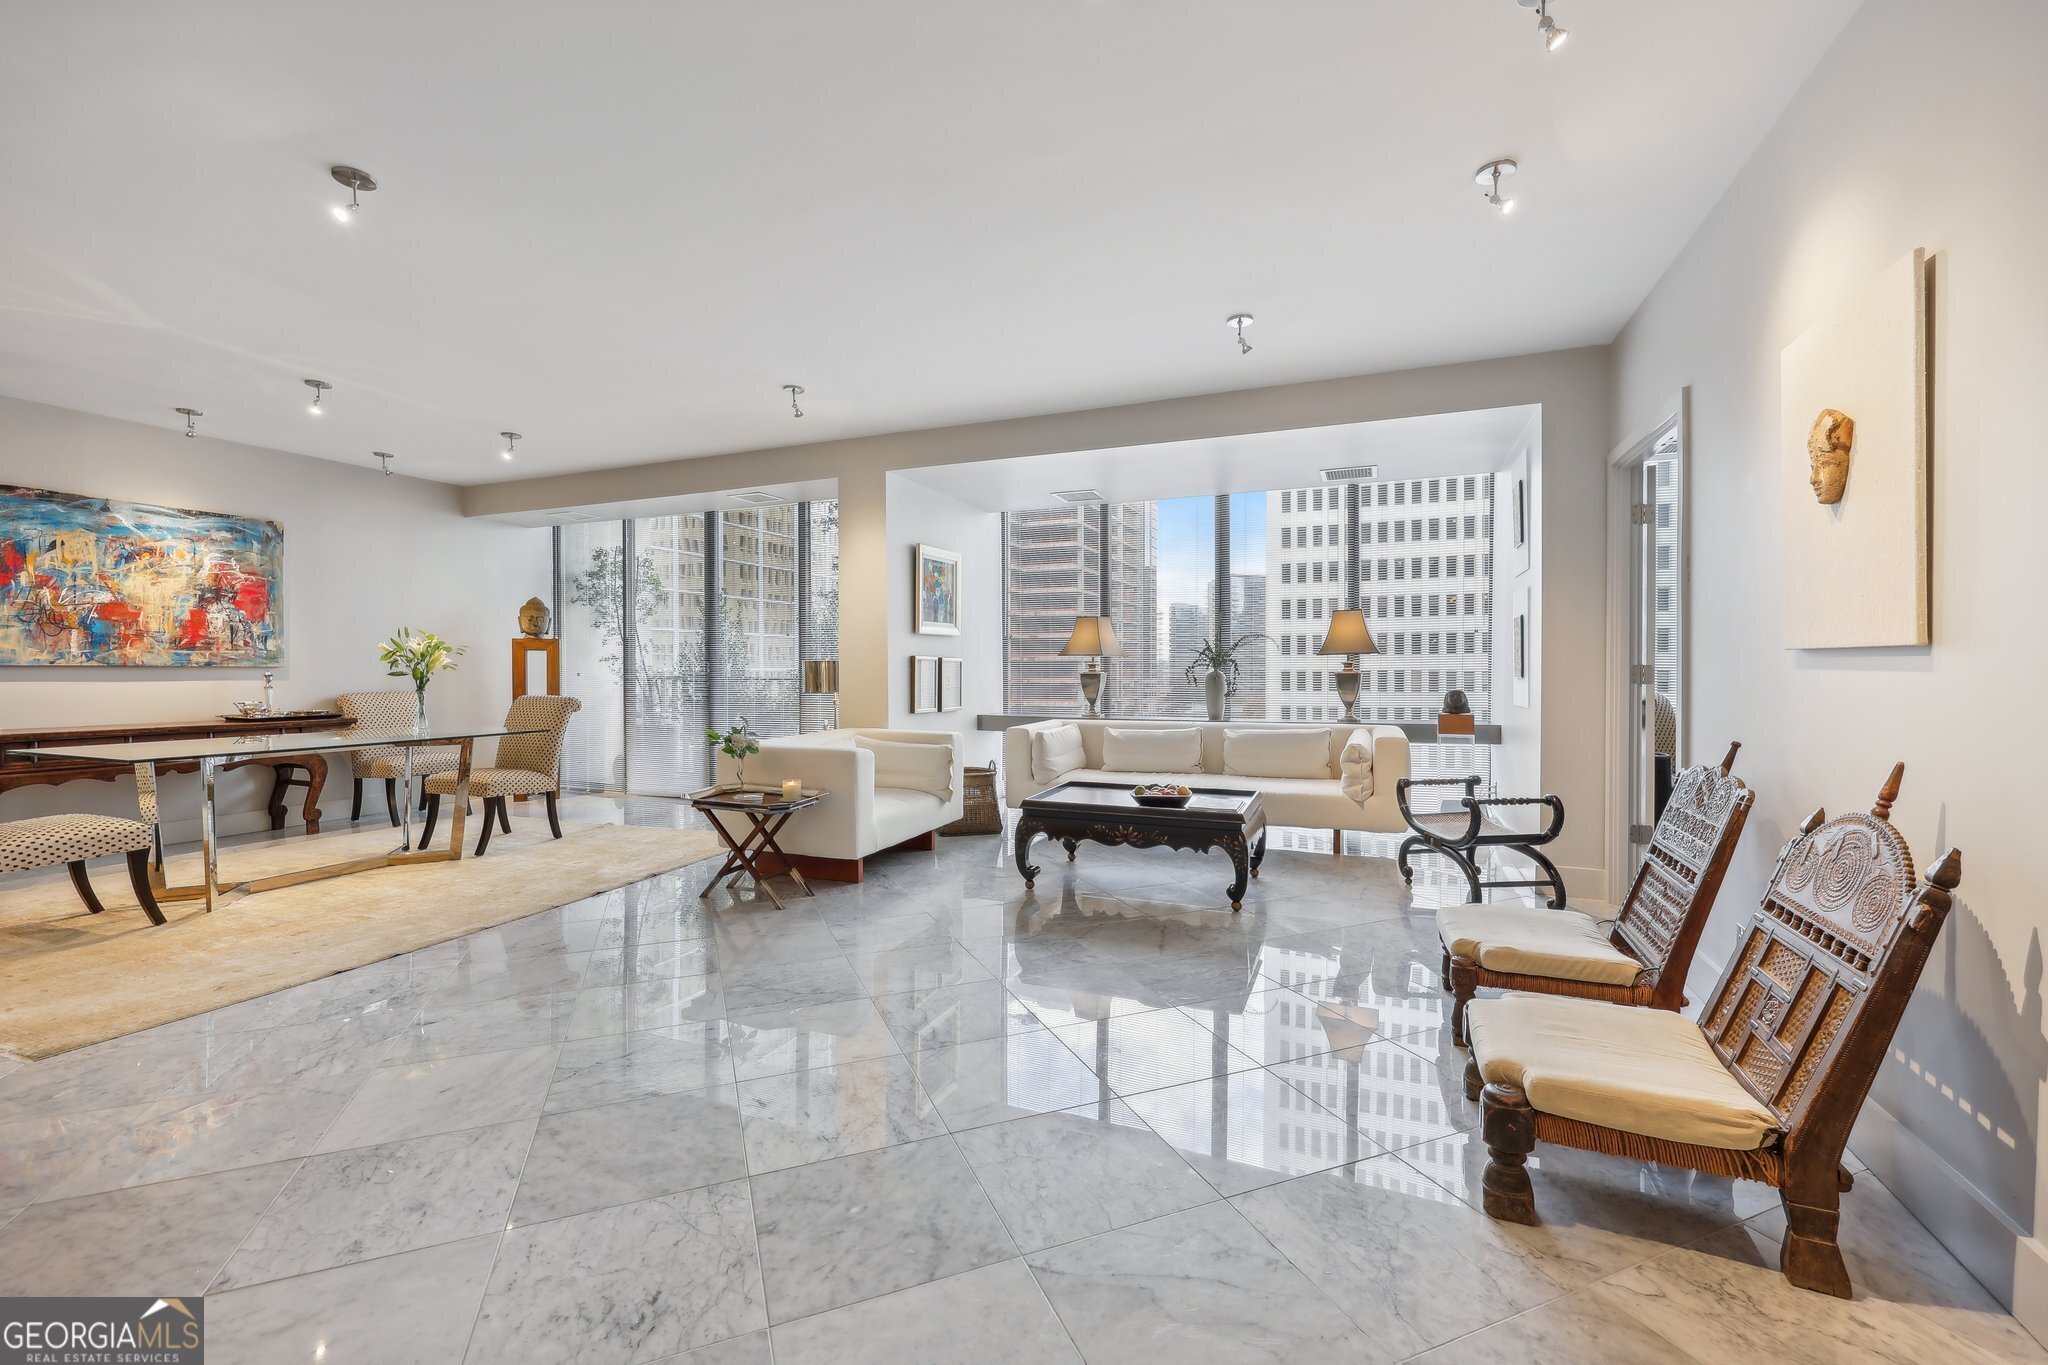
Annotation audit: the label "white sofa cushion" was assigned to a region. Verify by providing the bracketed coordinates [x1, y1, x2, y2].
[1100, 726, 1201, 773]
[1223, 727, 1332, 779]
[1436, 905, 1643, 987]
[1339, 733, 1374, 804]
[1030, 722, 1086, 787]
[872, 788, 947, 848]
[854, 735, 954, 800]
[1467, 993, 1780, 1150]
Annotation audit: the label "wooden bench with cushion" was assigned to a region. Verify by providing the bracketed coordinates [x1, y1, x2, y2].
[1461, 763, 1958, 1297]
[1437, 741, 1751, 1046]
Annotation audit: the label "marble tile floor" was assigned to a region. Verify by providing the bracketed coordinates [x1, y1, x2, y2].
[0, 798, 2040, 1364]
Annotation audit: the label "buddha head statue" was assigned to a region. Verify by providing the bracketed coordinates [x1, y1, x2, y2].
[1807, 408, 1854, 505]
[518, 596, 552, 638]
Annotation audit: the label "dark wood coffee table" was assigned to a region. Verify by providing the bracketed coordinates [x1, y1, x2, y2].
[1014, 780, 1267, 910]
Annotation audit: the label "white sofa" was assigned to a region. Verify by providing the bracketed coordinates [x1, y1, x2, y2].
[713, 728, 964, 881]
[1002, 718, 1410, 836]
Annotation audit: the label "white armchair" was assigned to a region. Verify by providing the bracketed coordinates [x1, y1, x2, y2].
[712, 728, 965, 881]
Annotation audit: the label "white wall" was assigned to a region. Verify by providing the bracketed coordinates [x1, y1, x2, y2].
[0, 395, 550, 840]
[1610, 0, 2048, 1331]
[883, 474, 1002, 766]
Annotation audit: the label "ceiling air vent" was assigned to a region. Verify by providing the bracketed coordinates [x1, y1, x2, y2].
[554, 511, 603, 523]
[729, 490, 786, 506]
[1320, 464, 1379, 482]
[1052, 488, 1105, 503]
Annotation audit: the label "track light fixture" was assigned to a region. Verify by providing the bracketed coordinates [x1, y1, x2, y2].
[783, 384, 805, 418]
[1475, 159, 1519, 215]
[1227, 314, 1253, 355]
[303, 378, 331, 415]
[1517, 0, 1568, 51]
[373, 451, 395, 476]
[174, 407, 203, 437]
[329, 165, 377, 223]
[499, 431, 521, 461]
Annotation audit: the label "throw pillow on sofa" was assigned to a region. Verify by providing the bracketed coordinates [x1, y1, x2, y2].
[854, 735, 955, 800]
[1100, 726, 1202, 774]
[1029, 723, 1086, 787]
[1223, 727, 1333, 780]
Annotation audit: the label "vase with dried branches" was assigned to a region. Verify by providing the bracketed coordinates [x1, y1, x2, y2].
[1183, 634, 1268, 721]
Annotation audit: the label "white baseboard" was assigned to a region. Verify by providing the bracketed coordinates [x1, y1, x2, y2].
[1558, 863, 1608, 904]
[1850, 1095, 2045, 1347]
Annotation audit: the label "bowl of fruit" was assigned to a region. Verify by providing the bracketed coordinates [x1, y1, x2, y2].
[1131, 782, 1194, 809]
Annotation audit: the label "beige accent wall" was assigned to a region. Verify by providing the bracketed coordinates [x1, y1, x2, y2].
[0, 394, 550, 840]
[1610, 0, 2048, 1333]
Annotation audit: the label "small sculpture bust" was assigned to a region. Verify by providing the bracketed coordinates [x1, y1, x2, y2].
[1808, 408, 1854, 505]
[518, 596, 552, 638]
[1442, 688, 1471, 715]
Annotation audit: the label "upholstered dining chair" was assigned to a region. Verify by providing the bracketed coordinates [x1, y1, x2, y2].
[1461, 764, 1958, 1298]
[419, 694, 581, 856]
[1, 812, 165, 925]
[338, 690, 461, 826]
[1437, 741, 1751, 1046]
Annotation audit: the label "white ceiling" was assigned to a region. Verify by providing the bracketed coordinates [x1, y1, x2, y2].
[899, 406, 1539, 513]
[0, 0, 1858, 487]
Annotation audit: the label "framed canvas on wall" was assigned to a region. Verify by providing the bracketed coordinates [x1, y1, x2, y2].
[939, 657, 964, 712]
[913, 544, 961, 635]
[910, 655, 941, 713]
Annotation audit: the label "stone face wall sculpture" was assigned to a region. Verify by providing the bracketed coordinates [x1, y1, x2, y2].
[1806, 408, 1854, 505]
[1780, 248, 1930, 648]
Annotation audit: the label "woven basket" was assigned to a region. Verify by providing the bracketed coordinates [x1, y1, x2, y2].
[940, 763, 1002, 836]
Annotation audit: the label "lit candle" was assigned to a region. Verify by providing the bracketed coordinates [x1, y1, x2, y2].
[781, 779, 803, 801]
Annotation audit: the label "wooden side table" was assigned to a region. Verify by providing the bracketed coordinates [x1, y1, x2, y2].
[690, 785, 825, 910]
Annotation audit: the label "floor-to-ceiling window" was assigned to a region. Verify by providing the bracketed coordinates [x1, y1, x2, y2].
[555, 500, 839, 797]
[1000, 477, 1494, 728]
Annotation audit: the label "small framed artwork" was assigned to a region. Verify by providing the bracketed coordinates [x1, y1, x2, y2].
[939, 657, 964, 712]
[913, 544, 961, 635]
[1508, 448, 1531, 577]
[1511, 585, 1531, 709]
[910, 655, 941, 714]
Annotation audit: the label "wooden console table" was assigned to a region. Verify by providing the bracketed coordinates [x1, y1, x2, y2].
[0, 713, 349, 834]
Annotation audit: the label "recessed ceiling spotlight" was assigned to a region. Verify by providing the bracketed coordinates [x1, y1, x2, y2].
[329, 165, 377, 223]
[303, 378, 331, 415]
[499, 431, 521, 462]
[174, 407, 203, 437]
[782, 384, 805, 418]
[1226, 314, 1253, 355]
[1475, 159, 1518, 215]
[1517, 0, 1568, 51]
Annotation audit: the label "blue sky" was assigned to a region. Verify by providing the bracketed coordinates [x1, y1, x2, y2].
[1157, 491, 1266, 607]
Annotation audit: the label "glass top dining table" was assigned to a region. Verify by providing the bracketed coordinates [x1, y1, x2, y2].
[5, 723, 542, 916]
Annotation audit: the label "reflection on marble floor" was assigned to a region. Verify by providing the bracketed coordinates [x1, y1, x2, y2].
[0, 797, 2040, 1364]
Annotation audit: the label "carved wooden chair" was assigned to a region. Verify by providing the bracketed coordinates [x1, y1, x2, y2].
[1437, 742, 1751, 1046]
[1461, 764, 1959, 1297]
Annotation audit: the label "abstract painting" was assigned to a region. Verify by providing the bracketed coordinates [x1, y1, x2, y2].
[913, 544, 960, 635]
[1781, 248, 1931, 648]
[0, 485, 283, 666]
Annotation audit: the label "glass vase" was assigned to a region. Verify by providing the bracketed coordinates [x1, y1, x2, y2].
[414, 687, 430, 735]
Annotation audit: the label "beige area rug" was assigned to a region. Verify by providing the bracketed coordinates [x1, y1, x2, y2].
[0, 822, 724, 1060]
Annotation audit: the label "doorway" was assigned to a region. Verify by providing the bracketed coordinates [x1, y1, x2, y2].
[1616, 414, 1686, 877]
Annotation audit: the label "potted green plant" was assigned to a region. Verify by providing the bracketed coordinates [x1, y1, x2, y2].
[378, 627, 468, 732]
[1184, 634, 1268, 721]
[707, 716, 762, 789]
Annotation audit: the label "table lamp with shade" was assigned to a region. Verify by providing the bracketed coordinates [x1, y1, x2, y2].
[1317, 609, 1378, 722]
[802, 659, 840, 730]
[1060, 615, 1122, 718]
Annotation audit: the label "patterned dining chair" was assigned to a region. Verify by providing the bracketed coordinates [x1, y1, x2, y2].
[337, 691, 461, 826]
[1, 812, 165, 925]
[420, 694, 582, 856]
